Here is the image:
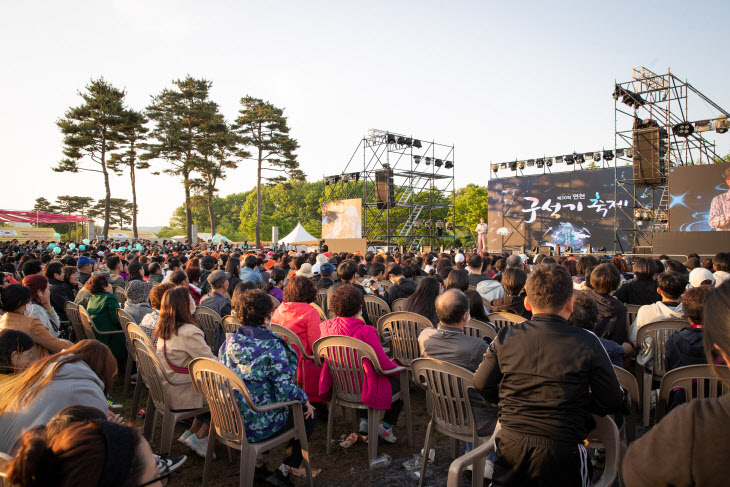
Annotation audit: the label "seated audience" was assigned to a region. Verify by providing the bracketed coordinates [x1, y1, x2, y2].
[44, 261, 69, 322]
[445, 269, 469, 292]
[713, 252, 730, 287]
[76, 256, 94, 285]
[0, 284, 71, 360]
[0, 339, 115, 453]
[330, 261, 370, 326]
[665, 284, 714, 371]
[568, 291, 625, 367]
[584, 263, 628, 346]
[0, 329, 34, 382]
[373, 262, 417, 306]
[573, 255, 598, 290]
[239, 254, 263, 285]
[316, 263, 335, 290]
[124, 280, 155, 324]
[200, 270, 232, 352]
[621, 281, 730, 486]
[126, 260, 144, 284]
[689, 267, 715, 288]
[403, 277, 441, 326]
[465, 289, 493, 326]
[219, 289, 315, 486]
[139, 281, 176, 347]
[467, 254, 491, 286]
[105, 255, 126, 289]
[267, 267, 287, 303]
[629, 271, 688, 346]
[155, 286, 215, 457]
[474, 265, 623, 486]
[320, 284, 403, 443]
[225, 256, 242, 293]
[490, 267, 530, 319]
[85, 274, 126, 362]
[185, 265, 203, 305]
[613, 257, 661, 305]
[23, 274, 61, 338]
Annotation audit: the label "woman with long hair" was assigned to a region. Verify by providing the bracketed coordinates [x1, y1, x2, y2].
[0, 284, 72, 360]
[403, 276, 441, 326]
[154, 286, 214, 457]
[465, 289, 492, 324]
[0, 329, 34, 382]
[445, 268, 469, 292]
[0, 339, 116, 453]
[225, 257, 242, 294]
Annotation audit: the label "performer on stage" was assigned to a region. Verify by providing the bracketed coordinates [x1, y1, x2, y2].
[475, 217, 488, 253]
[709, 168, 730, 231]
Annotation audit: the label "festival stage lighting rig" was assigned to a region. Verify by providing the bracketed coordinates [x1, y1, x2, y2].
[387, 134, 397, 144]
[444, 160, 453, 169]
[413, 139, 423, 148]
[536, 158, 545, 168]
[603, 150, 614, 161]
[715, 115, 729, 134]
[527, 159, 535, 167]
[518, 161, 526, 170]
[593, 152, 601, 162]
[434, 159, 443, 167]
[414, 156, 422, 164]
[510, 161, 518, 171]
[672, 121, 694, 137]
[492, 164, 499, 173]
[575, 154, 585, 164]
[564, 154, 575, 165]
[445, 221, 454, 230]
[424, 157, 432, 166]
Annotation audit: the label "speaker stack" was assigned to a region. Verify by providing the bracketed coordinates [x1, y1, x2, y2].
[632, 120, 668, 186]
[375, 168, 395, 209]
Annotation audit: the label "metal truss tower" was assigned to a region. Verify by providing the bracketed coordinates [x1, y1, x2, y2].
[613, 67, 729, 252]
[323, 129, 455, 251]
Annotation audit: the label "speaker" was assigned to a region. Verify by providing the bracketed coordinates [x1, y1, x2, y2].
[633, 127, 666, 186]
[375, 168, 395, 209]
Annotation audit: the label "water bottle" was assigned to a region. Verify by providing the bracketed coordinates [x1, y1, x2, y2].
[369, 453, 392, 469]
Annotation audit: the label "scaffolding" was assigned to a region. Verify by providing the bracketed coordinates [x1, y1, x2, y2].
[613, 67, 729, 252]
[323, 129, 455, 251]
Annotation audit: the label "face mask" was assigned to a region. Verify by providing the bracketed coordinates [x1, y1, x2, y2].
[25, 303, 33, 315]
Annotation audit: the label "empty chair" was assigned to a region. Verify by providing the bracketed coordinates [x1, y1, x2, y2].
[656, 364, 730, 422]
[189, 357, 314, 487]
[464, 319, 497, 342]
[194, 306, 223, 355]
[487, 311, 526, 329]
[364, 295, 391, 323]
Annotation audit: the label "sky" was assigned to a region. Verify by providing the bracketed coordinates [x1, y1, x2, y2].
[1, 1, 729, 227]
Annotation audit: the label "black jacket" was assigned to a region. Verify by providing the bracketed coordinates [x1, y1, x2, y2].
[585, 289, 628, 345]
[49, 278, 74, 321]
[317, 277, 334, 290]
[378, 278, 417, 306]
[665, 327, 705, 371]
[613, 278, 661, 306]
[489, 295, 531, 319]
[468, 273, 491, 287]
[473, 314, 624, 443]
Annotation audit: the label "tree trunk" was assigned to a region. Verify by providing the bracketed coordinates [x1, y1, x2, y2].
[101, 130, 111, 238]
[207, 178, 216, 237]
[184, 174, 193, 243]
[256, 146, 262, 248]
[130, 143, 139, 239]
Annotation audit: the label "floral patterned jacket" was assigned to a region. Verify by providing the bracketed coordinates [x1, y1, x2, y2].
[218, 324, 307, 442]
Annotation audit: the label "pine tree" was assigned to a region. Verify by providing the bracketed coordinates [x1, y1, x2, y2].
[146, 76, 219, 243]
[54, 78, 126, 237]
[54, 196, 94, 239]
[234, 96, 303, 246]
[88, 198, 135, 229]
[108, 108, 155, 239]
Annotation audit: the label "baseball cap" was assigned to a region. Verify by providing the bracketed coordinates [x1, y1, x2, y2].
[296, 263, 314, 278]
[207, 270, 231, 288]
[689, 267, 715, 288]
[312, 263, 322, 275]
[454, 253, 465, 263]
[320, 263, 335, 276]
[77, 256, 94, 267]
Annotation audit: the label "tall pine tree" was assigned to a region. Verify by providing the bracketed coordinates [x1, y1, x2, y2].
[54, 78, 126, 237]
[234, 96, 303, 246]
[146, 77, 218, 243]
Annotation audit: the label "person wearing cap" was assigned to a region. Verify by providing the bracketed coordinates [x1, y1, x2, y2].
[454, 253, 466, 268]
[296, 263, 314, 280]
[199, 270, 232, 353]
[689, 267, 715, 288]
[317, 263, 335, 290]
[76, 256, 94, 286]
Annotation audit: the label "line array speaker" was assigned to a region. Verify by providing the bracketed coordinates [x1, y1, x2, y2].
[375, 168, 395, 209]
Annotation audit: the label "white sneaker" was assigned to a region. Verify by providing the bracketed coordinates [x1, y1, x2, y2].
[484, 459, 494, 479]
[378, 422, 397, 443]
[184, 434, 212, 458]
[177, 430, 192, 445]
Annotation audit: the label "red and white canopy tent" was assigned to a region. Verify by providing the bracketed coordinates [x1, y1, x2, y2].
[0, 210, 89, 224]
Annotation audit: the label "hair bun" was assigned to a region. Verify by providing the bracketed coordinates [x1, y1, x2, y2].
[6, 433, 60, 487]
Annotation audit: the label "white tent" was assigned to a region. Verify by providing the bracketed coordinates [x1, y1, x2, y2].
[280, 222, 317, 244]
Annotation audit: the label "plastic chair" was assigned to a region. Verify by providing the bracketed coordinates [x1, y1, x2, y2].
[464, 319, 497, 342]
[222, 315, 240, 334]
[116, 308, 137, 396]
[378, 312, 431, 367]
[269, 294, 281, 311]
[411, 358, 485, 487]
[626, 304, 641, 333]
[446, 425, 499, 487]
[132, 338, 209, 456]
[316, 289, 329, 317]
[63, 301, 85, 342]
[380, 280, 393, 292]
[114, 286, 127, 308]
[487, 312, 526, 329]
[194, 306, 223, 355]
[656, 364, 730, 422]
[364, 295, 391, 323]
[635, 320, 687, 425]
[270, 324, 315, 362]
[391, 298, 407, 312]
[123, 321, 154, 427]
[189, 358, 314, 487]
[613, 365, 639, 445]
[309, 302, 327, 321]
[312, 335, 413, 463]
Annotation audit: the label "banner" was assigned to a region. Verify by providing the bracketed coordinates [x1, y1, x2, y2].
[0, 227, 56, 242]
[487, 167, 635, 252]
[0, 210, 89, 224]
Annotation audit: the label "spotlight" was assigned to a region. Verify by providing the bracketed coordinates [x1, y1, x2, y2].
[341, 174, 349, 182]
[527, 159, 535, 166]
[716, 115, 729, 134]
[625, 148, 633, 158]
[500, 163, 507, 169]
[434, 159, 443, 167]
[324, 178, 329, 186]
[435, 220, 444, 229]
[634, 208, 643, 220]
[695, 120, 712, 133]
[536, 158, 545, 168]
[575, 154, 585, 164]
[397, 136, 407, 145]
[603, 150, 614, 161]
[424, 220, 433, 228]
[615, 149, 624, 157]
[386, 134, 397, 144]
[564, 154, 574, 165]
[413, 139, 422, 148]
[492, 164, 499, 173]
[593, 152, 601, 162]
[352, 172, 360, 182]
[444, 160, 453, 169]
[414, 156, 422, 164]
[424, 157, 432, 166]
[332, 175, 340, 183]
[518, 160, 526, 170]
[545, 157, 553, 167]
[510, 161, 518, 171]
[413, 220, 423, 229]
[673, 122, 694, 137]
[555, 156, 563, 163]
[404, 137, 413, 146]
[445, 221, 454, 230]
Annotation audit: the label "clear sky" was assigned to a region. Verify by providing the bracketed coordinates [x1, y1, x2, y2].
[2, 0, 729, 227]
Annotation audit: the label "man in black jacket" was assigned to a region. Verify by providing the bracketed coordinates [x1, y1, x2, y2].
[474, 264, 623, 487]
[371, 263, 417, 306]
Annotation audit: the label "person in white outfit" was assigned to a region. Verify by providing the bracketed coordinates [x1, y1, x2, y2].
[475, 217, 488, 254]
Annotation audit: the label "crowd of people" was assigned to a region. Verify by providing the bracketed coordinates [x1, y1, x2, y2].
[0, 236, 729, 486]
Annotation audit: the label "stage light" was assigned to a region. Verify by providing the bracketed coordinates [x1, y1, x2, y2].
[510, 161, 518, 171]
[413, 139, 422, 148]
[536, 158, 545, 168]
[404, 137, 413, 146]
[575, 154, 585, 164]
[527, 159, 535, 167]
[425, 157, 432, 165]
[434, 159, 443, 167]
[593, 152, 601, 162]
[413, 220, 423, 229]
[444, 160, 453, 169]
[625, 148, 633, 158]
[435, 220, 444, 229]
[341, 174, 349, 182]
[492, 164, 499, 173]
[696, 120, 712, 133]
[500, 163, 507, 169]
[387, 134, 397, 144]
[673, 122, 694, 137]
[424, 220, 433, 228]
[414, 156, 422, 164]
[324, 178, 329, 186]
[518, 160, 526, 170]
[615, 149, 624, 157]
[445, 221, 454, 230]
[603, 150, 614, 161]
[332, 175, 340, 183]
[555, 156, 563, 163]
[352, 172, 360, 182]
[716, 115, 729, 134]
[564, 246, 573, 253]
[634, 208, 642, 220]
[564, 154, 575, 165]
[546, 157, 553, 167]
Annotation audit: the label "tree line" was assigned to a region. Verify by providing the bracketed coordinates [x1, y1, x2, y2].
[53, 77, 301, 246]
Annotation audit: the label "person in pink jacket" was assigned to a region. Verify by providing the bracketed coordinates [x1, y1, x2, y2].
[319, 284, 403, 443]
[272, 276, 325, 403]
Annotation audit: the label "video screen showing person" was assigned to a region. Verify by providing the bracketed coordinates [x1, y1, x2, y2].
[669, 164, 730, 231]
[322, 198, 362, 239]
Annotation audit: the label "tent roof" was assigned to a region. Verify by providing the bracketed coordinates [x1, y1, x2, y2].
[280, 223, 317, 244]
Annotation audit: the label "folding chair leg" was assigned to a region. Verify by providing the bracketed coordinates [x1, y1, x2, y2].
[400, 371, 413, 447]
[326, 400, 335, 456]
[418, 420, 434, 487]
[449, 437, 458, 460]
[123, 355, 133, 396]
[242, 448, 256, 487]
[368, 407, 380, 463]
[159, 410, 175, 456]
[143, 397, 156, 441]
[641, 369, 651, 426]
[131, 380, 144, 427]
[203, 428, 217, 487]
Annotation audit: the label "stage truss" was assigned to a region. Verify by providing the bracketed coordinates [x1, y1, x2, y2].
[614, 66, 729, 252]
[323, 129, 455, 251]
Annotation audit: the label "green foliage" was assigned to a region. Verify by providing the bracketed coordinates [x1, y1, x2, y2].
[157, 226, 185, 239]
[54, 78, 127, 237]
[449, 184, 488, 239]
[88, 198, 134, 229]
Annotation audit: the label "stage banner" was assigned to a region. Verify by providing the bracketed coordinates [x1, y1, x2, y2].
[322, 198, 362, 239]
[487, 167, 634, 252]
[0, 227, 56, 242]
[669, 164, 730, 232]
